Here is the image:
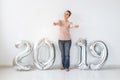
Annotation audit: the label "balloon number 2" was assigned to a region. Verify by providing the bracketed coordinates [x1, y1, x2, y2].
[13, 40, 33, 71]
[13, 38, 108, 71]
[76, 38, 108, 70]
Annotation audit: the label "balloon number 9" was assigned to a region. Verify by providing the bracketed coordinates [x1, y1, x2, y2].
[89, 41, 108, 70]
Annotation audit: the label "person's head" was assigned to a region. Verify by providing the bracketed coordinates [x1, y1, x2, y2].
[64, 10, 72, 19]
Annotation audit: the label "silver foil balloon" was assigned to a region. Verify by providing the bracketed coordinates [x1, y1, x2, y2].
[89, 41, 108, 70]
[34, 38, 55, 70]
[76, 38, 89, 70]
[13, 40, 33, 71]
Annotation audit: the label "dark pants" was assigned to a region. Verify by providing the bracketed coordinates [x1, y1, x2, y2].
[58, 40, 71, 69]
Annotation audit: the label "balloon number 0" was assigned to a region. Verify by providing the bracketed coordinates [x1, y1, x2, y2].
[33, 39, 55, 70]
[13, 38, 108, 71]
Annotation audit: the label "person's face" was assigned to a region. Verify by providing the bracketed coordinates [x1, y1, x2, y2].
[64, 11, 70, 19]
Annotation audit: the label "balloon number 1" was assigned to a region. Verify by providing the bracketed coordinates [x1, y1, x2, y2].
[76, 39, 108, 70]
[76, 39, 89, 70]
[13, 38, 108, 71]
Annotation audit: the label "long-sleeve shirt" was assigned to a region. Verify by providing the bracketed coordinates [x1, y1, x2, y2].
[57, 20, 74, 40]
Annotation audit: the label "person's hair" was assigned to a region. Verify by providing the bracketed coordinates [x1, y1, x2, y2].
[66, 10, 72, 16]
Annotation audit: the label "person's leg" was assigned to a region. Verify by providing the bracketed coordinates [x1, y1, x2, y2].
[64, 40, 71, 71]
[58, 40, 65, 69]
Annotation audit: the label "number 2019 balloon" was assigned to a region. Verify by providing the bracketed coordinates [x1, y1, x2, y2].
[13, 38, 108, 71]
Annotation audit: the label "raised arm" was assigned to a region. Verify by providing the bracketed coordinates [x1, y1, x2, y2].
[70, 22, 79, 28]
[53, 20, 62, 26]
[72, 25, 79, 28]
[53, 22, 58, 26]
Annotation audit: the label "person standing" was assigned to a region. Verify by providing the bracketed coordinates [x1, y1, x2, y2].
[53, 10, 79, 72]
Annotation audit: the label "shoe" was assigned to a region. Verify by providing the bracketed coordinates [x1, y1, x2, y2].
[66, 69, 69, 72]
[60, 67, 65, 70]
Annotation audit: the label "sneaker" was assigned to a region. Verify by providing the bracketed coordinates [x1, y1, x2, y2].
[60, 67, 65, 70]
[66, 69, 69, 72]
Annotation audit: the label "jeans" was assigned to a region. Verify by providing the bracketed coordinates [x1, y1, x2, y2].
[58, 40, 71, 69]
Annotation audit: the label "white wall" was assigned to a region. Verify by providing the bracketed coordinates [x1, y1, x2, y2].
[0, 0, 120, 66]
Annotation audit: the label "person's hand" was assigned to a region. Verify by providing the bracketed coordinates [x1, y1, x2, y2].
[53, 20, 62, 26]
[53, 22, 57, 26]
[58, 20, 62, 26]
[74, 25, 79, 28]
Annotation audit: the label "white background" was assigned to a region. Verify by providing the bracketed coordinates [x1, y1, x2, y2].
[0, 0, 120, 66]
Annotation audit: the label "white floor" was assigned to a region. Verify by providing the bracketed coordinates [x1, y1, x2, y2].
[0, 66, 120, 80]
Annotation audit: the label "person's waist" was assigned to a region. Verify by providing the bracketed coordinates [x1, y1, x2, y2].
[58, 39, 71, 41]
